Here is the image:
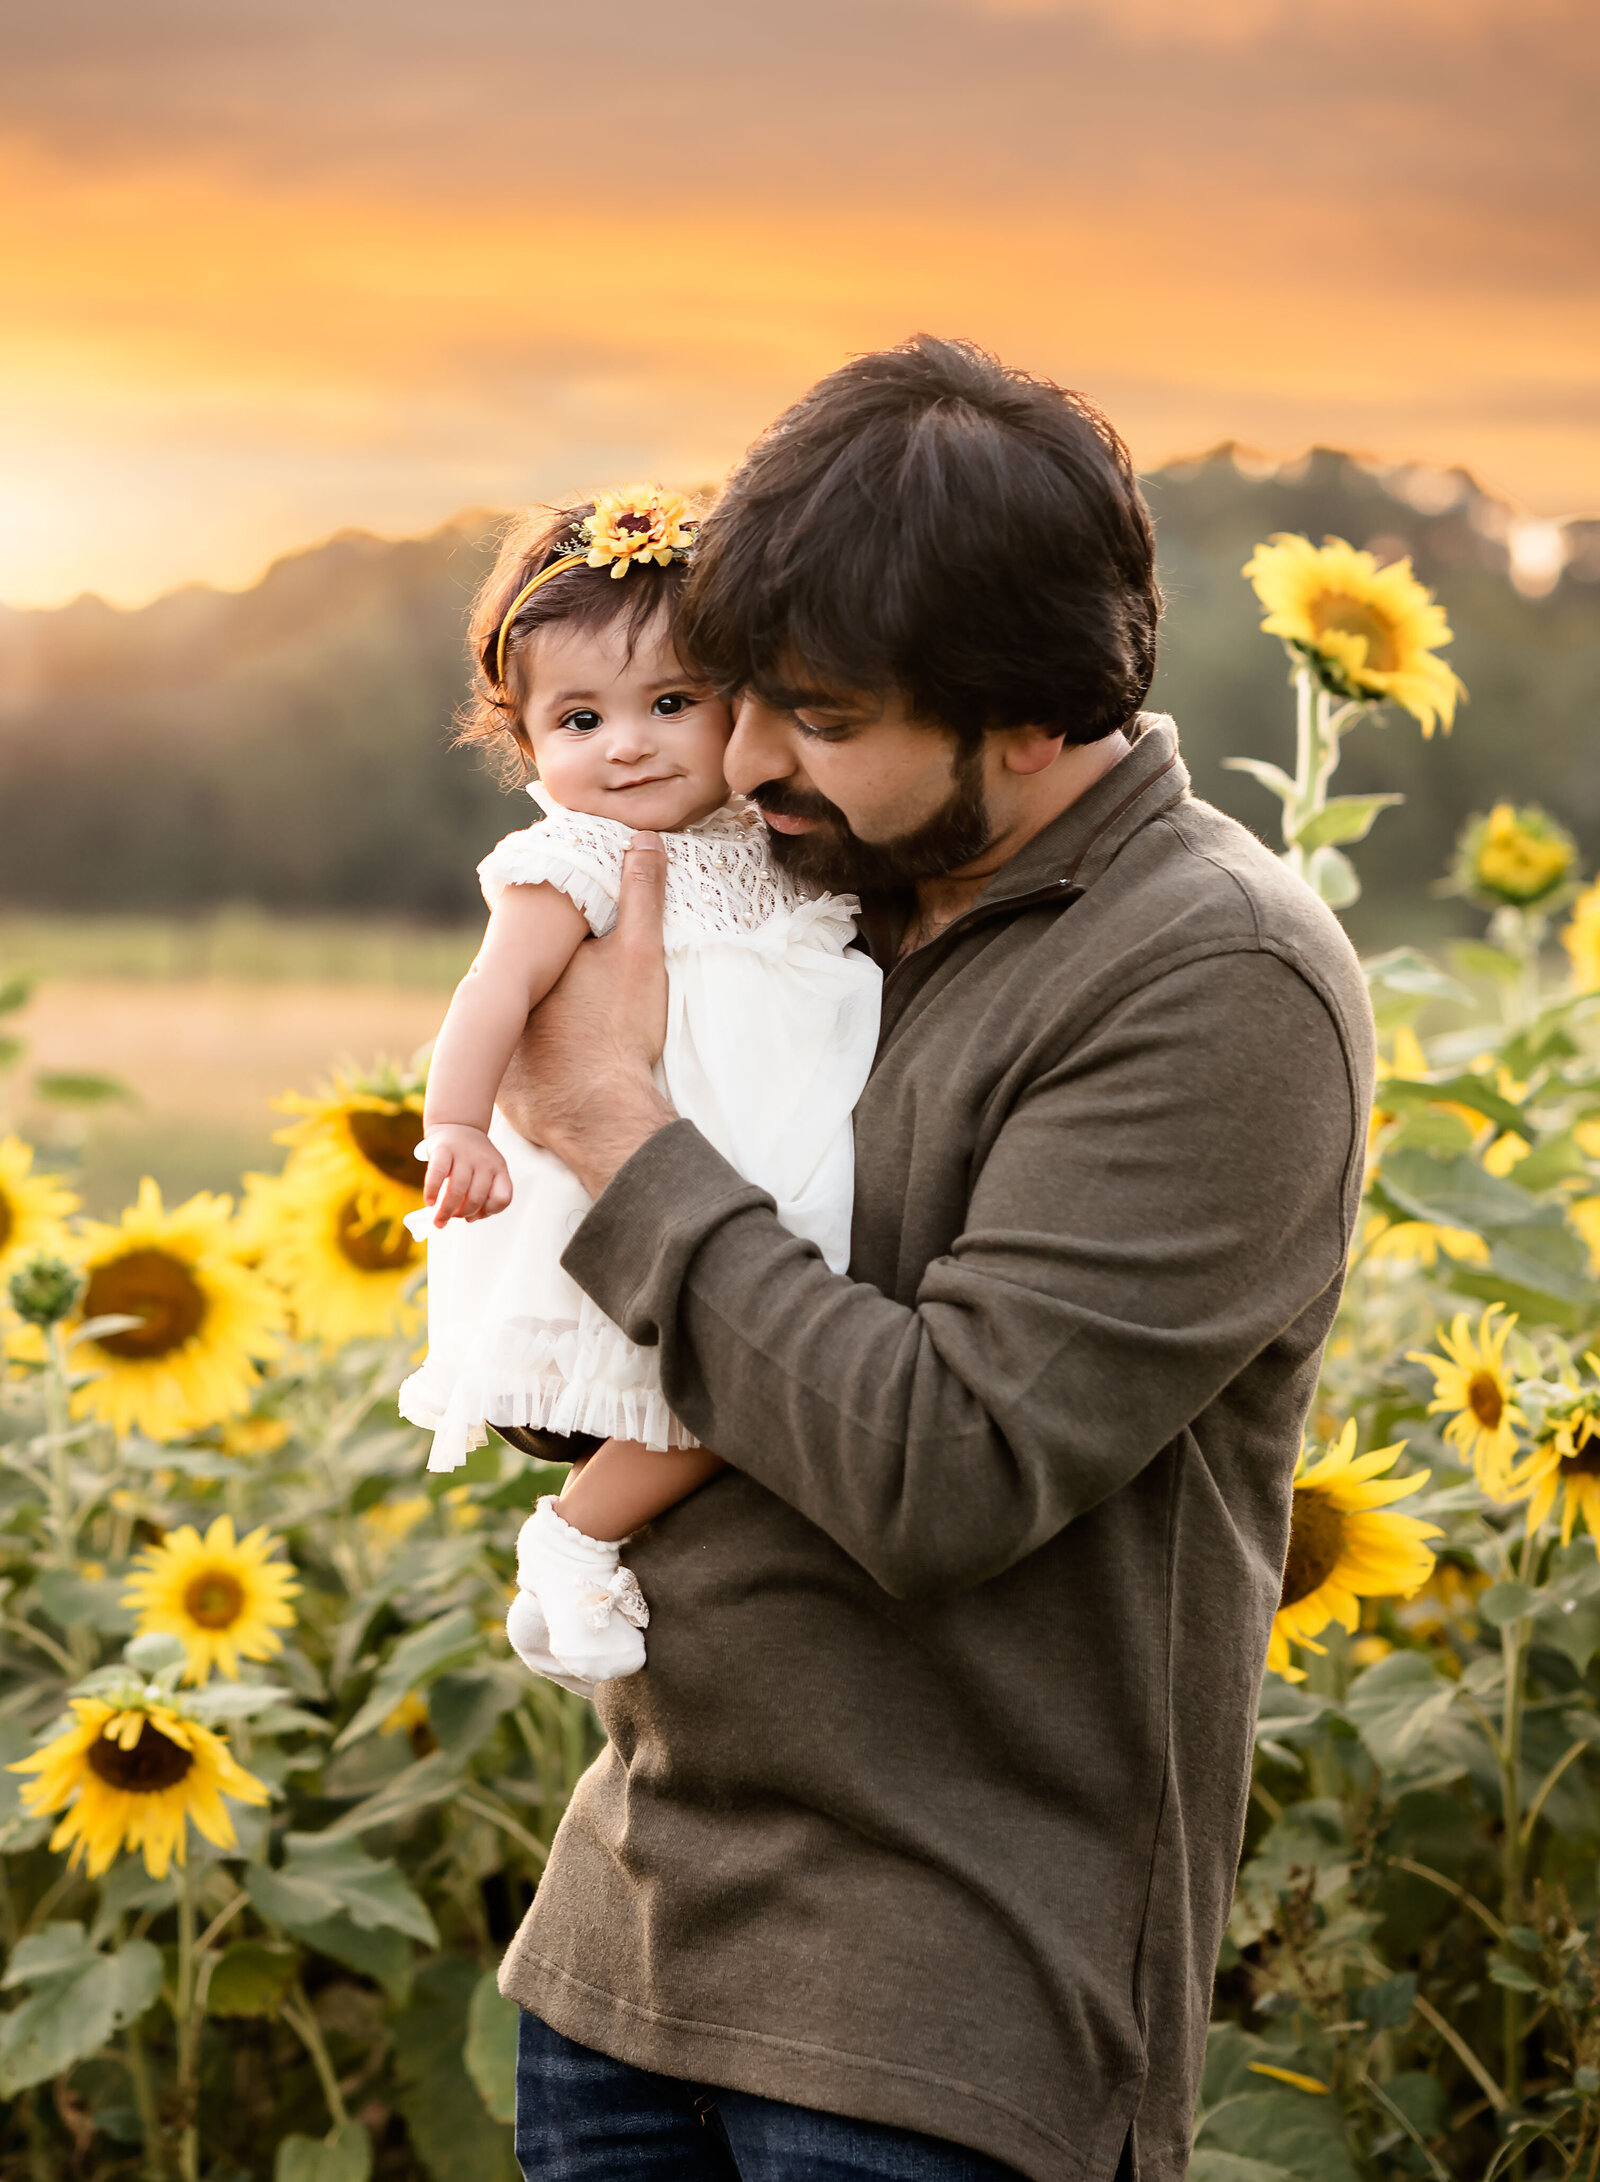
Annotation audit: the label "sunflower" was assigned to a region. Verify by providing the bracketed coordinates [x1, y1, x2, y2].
[584, 484, 696, 577]
[70, 1180, 285, 1441]
[1268, 1424, 1439, 1681]
[1571, 1198, 1600, 1277]
[1452, 803, 1577, 910]
[9, 1696, 269, 1878]
[274, 1068, 427, 1230]
[381, 1690, 437, 1758]
[1521, 1368, 1600, 1554]
[1409, 1304, 1530, 1496]
[1242, 534, 1464, 736]
[123, 1515, 300, 1682]
[0, 1136, 78, 1283]
[254, 1166, 423, 1346]
[1564, 880, 1600, 994]
[361, 1492, 432, 1550]
[219, 1413, 291, 1458]
[1362, 1213, 1489, 1269]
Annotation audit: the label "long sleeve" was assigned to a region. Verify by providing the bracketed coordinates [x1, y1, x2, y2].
[562, 946, 1363, 1601]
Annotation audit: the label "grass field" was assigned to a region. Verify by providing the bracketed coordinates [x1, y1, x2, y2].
[2, 911, 480, 1214]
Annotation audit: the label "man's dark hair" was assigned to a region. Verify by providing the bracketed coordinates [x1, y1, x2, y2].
[681, 335, 1160, 747]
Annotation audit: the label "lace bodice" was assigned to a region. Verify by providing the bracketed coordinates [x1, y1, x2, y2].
[477, 783, 856, 946]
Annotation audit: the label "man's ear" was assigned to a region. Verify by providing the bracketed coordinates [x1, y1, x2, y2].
[999, 723, 1068, 778]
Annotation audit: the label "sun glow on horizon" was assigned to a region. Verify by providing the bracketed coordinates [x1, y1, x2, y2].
[2, 0, 1594, 609]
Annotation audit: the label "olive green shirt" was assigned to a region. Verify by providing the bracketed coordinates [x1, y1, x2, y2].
[499, 716, 1374, 2182]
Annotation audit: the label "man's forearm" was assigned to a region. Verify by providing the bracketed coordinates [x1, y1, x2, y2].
[498, 1063, 676, 1200]
[561, 954, 1358, 1600]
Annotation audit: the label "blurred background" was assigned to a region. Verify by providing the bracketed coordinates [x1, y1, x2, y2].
[1, 0, 1596, 1208]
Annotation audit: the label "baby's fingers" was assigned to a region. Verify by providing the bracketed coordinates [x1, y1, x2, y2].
[430, 1162, 462, 1227]
[463, 1155, 510, 1221]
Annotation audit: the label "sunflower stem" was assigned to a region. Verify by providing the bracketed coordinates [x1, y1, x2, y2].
[123, 2015, 169, 2182]
[174, 1858, 201, 2182]
[43, 1322, 79, 1572]
[281, 1982, 349, 2131]
[1499, 1533, 1535, 2133]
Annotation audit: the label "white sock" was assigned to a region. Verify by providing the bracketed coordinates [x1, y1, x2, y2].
[515, 1497, 648, 1683]
[505, 1589, 598, 1700]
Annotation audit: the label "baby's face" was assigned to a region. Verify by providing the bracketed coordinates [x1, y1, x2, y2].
[517, 609, 732, 831]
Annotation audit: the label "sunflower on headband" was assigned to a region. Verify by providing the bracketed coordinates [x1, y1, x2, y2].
[582, 485, 697, 577]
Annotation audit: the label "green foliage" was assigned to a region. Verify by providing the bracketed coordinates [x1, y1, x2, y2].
[0, 1924, 162, 2094]
[0, 1312, 602, 2177]
[1215, 860, 1600, 2177]
[1, 492, 1598, 2179]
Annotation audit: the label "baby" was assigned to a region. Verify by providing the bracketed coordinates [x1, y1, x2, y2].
[399, 488, 881, 1691]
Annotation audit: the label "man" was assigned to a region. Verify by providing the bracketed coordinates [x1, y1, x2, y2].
[494, 336, 1374, 2182]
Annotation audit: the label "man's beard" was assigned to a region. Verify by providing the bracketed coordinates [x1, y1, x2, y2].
[749, 741, 997, 896]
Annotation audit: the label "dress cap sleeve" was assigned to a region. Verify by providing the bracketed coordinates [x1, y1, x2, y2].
[476, 793, 628, 935]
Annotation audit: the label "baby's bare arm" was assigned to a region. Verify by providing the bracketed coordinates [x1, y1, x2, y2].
[422, 884, 590, 1221]
[556, 1441, 725, 1541]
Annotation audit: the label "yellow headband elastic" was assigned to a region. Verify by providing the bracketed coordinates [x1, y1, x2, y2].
[494, 552, 587, 688]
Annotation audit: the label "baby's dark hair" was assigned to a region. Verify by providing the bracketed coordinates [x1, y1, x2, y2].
[458, 500, 700, 785]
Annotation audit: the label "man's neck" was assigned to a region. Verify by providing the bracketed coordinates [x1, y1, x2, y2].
[902, 729, 1132, 953]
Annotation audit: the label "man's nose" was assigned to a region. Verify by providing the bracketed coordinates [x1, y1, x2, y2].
[725, 698, 794, 795]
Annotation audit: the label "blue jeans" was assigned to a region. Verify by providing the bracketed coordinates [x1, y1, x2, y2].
[514, 2009, 1030, 2180]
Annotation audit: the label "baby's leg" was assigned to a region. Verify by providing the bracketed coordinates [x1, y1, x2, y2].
[556, 1440, 725, 1542]
[514, 1441, 723, 1683]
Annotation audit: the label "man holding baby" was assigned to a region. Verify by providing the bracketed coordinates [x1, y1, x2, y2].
[492, 336, 1373, 2182]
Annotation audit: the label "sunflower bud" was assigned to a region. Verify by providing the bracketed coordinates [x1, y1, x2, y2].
[1452, 802, 1577, 910]
[7, 1251, 84, 1328]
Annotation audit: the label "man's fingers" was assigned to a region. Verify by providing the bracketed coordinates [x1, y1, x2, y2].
[615, 832, 667, 958]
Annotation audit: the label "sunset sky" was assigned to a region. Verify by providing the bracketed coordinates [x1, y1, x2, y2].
[2, 0, 1594, 608]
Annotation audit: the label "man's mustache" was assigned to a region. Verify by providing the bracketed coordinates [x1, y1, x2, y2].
[748, 780, 846, 827]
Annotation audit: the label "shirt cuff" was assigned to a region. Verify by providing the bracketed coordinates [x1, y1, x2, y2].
[558, 1117, 773, 1345]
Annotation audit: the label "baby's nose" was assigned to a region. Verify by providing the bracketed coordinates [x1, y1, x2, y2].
[603, 718, 655, 761]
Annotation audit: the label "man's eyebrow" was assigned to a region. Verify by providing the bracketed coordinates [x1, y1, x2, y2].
[760, 683, 859, 715]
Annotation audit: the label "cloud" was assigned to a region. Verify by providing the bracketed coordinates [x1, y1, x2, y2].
[1, 0, 1595, 602]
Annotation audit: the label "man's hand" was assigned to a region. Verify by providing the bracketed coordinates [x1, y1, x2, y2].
[496, 833, 678, 1198]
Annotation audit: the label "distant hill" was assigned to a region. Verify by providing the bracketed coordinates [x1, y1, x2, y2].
[2, 454, 1597, 951]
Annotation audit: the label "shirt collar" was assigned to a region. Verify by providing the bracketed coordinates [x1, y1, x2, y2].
[970, 712, 1189, 912]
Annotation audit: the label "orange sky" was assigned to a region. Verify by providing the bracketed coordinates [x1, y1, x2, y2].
[1, 0, 1594, 607]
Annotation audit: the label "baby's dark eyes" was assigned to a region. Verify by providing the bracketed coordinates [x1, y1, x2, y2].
[557, 693, 698, 732]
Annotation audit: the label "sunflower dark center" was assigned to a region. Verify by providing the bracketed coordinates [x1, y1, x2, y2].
[87, 1720, 194, 1793]
[1311, 594, 1398, 674]
[1280, 1490, 1348, 1610]
[183, 1569, 246, 1629]
[84, 1249, 207, 1359]
[0, 1188, 13, 1254]
[1467, 1371, 1505, 1428]
[336, 1198, 419, 1274]
[615, 512, 652, 537]
[1561, 1432, 1600, 1478]
[347, 1108, 427, 1188]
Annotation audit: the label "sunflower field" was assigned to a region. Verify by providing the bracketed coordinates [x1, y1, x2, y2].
[1, 538, 1600, 2182]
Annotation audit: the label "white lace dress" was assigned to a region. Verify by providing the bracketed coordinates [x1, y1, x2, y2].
[398, 786, 882, 1470]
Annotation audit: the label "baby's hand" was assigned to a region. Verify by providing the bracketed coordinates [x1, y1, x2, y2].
[416, 1125, 513, 1225]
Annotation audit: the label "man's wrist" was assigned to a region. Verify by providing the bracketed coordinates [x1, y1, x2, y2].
[561, 1078, 676, 1199]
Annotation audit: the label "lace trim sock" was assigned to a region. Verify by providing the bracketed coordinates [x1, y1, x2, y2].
[505, 1589, 598, 1700]
[515, 1497, 649, 1684]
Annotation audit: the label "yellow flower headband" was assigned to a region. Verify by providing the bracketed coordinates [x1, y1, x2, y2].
[494, 484, 697, 686]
